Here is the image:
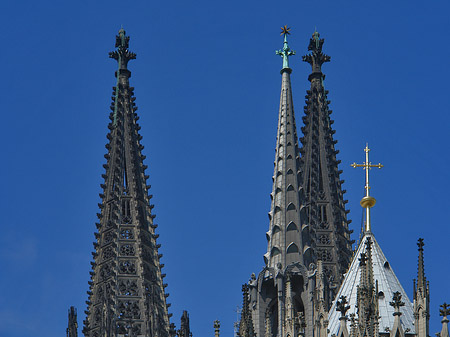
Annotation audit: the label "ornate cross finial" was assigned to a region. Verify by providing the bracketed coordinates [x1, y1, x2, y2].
[336, 296, 350, 317]
[351, 144, 383, 233]
[365, 236, 373, 250]
[390, 291, 405, 316]
[417, 238, 425, 251]
[276, 25, 295, 70]
[214, 320, 221, 337]
[359, 252, 367, 266]
[441, 303, 450, 317]
[109, 28, 136, 71]
[302, 30, 330, 79]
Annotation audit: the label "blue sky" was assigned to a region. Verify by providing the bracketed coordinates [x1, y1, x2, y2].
[1, 0, 449, 336]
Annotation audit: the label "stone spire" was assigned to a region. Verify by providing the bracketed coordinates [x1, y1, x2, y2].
[239, 284, 255, 337]
[82, 29, 171, 337]
[355, 238, 379, 337]
[248, 29, 355, 337]
[248, 28, 317, 337]
[264, 25, 304, 270]
[67, 306, 78, 337]
[177, 311, 191, 337]
[300, 30, 353, 297]
[413, 238, 430, 337]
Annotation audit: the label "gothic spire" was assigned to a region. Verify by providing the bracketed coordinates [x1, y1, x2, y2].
[264, 27, 303, 269]
[414, 238, 430, 337]
[83, 29, 171, 337]
[299, 30, 352, 295]
[67, 306, 78, 337]
[355, 238, 379, 337]
[417, 238, 426, 289]
[177, 311, 191, 337]
[239, 284, 255, 337]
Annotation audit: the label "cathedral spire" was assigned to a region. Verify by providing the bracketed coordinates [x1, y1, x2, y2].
[249, 30, 353, 337]
[299, 30, 353, 296]
[264, 27, 303, 269]
[83, 29, 172, 337]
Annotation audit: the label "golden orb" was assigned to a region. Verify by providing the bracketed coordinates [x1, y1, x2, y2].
[360, 196, 376, 208]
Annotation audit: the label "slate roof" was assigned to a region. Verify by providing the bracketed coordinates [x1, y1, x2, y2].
[327, 233, 415, 336]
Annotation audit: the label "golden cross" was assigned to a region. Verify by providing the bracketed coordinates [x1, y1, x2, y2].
[351, 144, 383, 233]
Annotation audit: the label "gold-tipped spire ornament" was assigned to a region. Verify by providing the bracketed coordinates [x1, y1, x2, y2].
[351, 144, 383, 233]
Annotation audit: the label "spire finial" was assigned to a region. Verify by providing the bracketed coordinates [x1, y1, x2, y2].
[440, 303, 450, 337]
[214, 320, 221, 337]
[336, 296, 350, 317]
[351, 144, 383, 233]
[417, 238, 427, 288]
[390, 291, 405, 316]
[441, 303, 450, 318]
[276, 25, 295, 71]
[109, 28, 136, 71]
[302, 30, 330, 81]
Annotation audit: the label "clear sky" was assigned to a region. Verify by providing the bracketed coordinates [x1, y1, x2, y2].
[1, 1, 449, 336]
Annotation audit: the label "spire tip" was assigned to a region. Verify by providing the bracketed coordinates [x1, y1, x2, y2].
[276, 25, 295, 70]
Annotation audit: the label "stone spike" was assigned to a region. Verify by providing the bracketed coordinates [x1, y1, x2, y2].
[83, 29, 171, 337]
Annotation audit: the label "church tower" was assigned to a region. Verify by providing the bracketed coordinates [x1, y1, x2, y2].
[243, 28, 352, 337]
[82, 29, 172, 337]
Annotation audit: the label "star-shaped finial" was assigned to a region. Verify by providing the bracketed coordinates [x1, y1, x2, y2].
[280, 25, 291, 36]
